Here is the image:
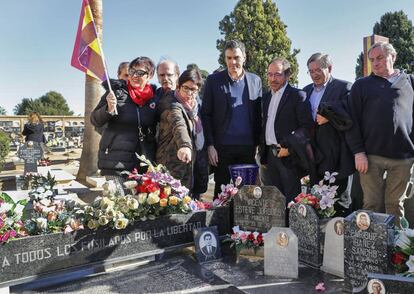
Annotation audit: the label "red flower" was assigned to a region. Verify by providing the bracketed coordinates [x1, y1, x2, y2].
[257, 233, 263, 244]
[392, 252, 407, 265]
[248, 233, 255, 241]
[159, 190, 167, 199]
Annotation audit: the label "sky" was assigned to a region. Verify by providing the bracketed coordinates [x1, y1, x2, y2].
[1, 0, 414, 115]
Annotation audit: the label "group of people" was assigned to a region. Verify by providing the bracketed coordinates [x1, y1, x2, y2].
[91, 40, 414, 222]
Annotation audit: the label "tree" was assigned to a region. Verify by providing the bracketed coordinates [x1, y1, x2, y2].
[355, 52, 364, 79]
[216, 0, 299, 86]
[76, 0, 103, 183]
[355, 11, 414, 78]
[13, 91, 74, 115]
[0, 106, 6, 115]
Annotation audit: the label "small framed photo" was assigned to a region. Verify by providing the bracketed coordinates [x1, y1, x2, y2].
[193, 226, 222, 263]
[356, 211, 371, 231]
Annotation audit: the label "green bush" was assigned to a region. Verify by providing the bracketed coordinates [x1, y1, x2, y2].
[0, 131, 11, 171]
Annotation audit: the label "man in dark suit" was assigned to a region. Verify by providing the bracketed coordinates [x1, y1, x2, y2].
[303, 53, 355, 214]
[201, 40, 262, 197]
[200, 233, 217, 262]
[259, 57, 313, 202]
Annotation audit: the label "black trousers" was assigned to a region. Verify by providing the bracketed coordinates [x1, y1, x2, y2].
[213, 144, 256, 198]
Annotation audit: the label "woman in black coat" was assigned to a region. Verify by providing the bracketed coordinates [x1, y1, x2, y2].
[22, 112, 46, 156]
[91, 56, 159, 183]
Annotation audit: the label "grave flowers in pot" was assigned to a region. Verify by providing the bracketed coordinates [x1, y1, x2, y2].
[392, 217, 414, 277]
[223, 225, 265, 259]
[288, 171, 339, 267]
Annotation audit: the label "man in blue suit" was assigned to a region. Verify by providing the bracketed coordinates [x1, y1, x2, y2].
[259, 57, 313, 202]
[303, 53, 354, 214]
[201, 40, 262, 197]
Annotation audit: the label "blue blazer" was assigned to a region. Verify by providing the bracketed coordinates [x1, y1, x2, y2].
[201, 70, 262, 146]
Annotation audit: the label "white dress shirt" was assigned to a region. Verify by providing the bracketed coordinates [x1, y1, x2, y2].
[265, 83, 288, 146]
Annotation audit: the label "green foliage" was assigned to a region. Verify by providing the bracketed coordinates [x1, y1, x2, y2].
[216, 0, 299, 86]
[13, 91, 74, 115]
[0, 106, 6, 115]
[355, 52, 364, 80]
[355, 11, 414, 77]
[0, 131, 11, 171]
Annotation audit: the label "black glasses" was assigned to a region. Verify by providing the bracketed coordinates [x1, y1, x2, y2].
[181, 85, 199, 95]
[129, 68, 148, 77]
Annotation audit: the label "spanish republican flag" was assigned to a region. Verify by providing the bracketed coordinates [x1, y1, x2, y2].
[71, 0, 107, 81]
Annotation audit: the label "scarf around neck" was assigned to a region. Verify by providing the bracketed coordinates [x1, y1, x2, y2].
[127, 80, 154, 106]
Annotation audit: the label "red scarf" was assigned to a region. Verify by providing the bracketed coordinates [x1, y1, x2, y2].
[127, 81, 154, 106]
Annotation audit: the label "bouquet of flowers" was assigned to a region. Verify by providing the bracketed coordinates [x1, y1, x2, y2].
[212, 176, 242, 207]
[0, 193, 28, 243]
[224, 225, 264, 254]
[392, 217, 414, 276]
[289, 172, 339, 218]
[74, 154, 194, 230]
[26, 172, 57, 201]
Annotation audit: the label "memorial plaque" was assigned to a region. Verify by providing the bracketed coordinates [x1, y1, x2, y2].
[344, 210, 395, 293]
[234, 185, 285, 232]
[194, 226, 222, 263]
[289, 203, 326, 267]
[264, 227, 298, 278]
[352, 273, 414, 294]
[0, 207, 230, 286]
[18, 142, 42, 174]
[321, 217, 344, 277]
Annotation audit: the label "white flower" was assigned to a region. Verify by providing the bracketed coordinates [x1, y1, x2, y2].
[147, 193, 160, 205]
[127, 198, 139, 210]
[396, 231, 411, 250]
[87, 219, 99, 230]
[404, 229, 414, 238]
[138, 193, 147, 204]
[106, 208, 115, 219]
[114, 218, 129, 230]
[36, 217, 48, 230]
[92, 196, 103, 207]
[36, 187, 46, 193]
[232, 226, 240, 234]
[102, 180, 117, 195]
[406, 255, 414, 273]
[253, 231, 260, 239]
[44, 190, 54, 197]
[98, 215, 109, 226]
[123, 181, 138, 189]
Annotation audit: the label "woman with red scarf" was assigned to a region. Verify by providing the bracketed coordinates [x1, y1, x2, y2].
[91, 56, 159, 183]
[156, 68, 204, 190]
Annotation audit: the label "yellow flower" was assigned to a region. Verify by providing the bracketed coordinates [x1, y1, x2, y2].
[115, 218, 129, 230]
[138, 193, 147, 204]
[87, 219, 99, 230]
[160, 198, 168, 207]
[183, 196, 192, 205]
[163, 186, 171, 196]
[147, 193, 160, 205]
[98, 215, 109, 226]
[127, 198, 139, 210]
[169, 196, 179, 206]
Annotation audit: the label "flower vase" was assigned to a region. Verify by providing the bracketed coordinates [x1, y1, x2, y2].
[239, 247, 264, 257]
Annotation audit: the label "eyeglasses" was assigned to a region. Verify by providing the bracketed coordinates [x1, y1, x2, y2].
[181, 85, 199, 95]
[307, 68, 324, 75]
[129, 68, 148, 77]
[267, 72, 284, 78]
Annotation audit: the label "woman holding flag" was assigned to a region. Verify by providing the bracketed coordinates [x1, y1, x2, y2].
[91, 56, 159, 188]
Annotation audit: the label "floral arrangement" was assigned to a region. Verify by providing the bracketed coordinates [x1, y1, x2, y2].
[224, 225, 264, 254]
[26, 171, 57, 201]
[74, 155, 194, 230]
[39, 157, 51, 166]
[0, 193, 28, 243]
[392, 217, 414, 276]
[289, 172, 339, 218]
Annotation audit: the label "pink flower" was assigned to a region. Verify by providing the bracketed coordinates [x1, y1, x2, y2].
[231, 233, 239, 240]
[253, 240, 259, 245]
[9, 230, 17, 238]
[2, 231, 10, 242]
[240, 233, 247, 241]
[64, 225, 74, 234]
[315, 282, 325, 292]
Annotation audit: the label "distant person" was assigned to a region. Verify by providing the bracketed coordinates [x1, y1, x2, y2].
[22, 112, 46, 154]
[201, 40, 262, 197]
[91, 56, 159, 193]
[156, 68, 204, 190]
[303, 53, 354, 215]
[156, 59, 180, 98]
[346, 42, 414, 221]
[117, 62, 129, 81]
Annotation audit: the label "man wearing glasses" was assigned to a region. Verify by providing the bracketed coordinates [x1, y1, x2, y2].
[156, 59, 180, 98]
[259, 57, 313, 202]
[201, 40, 262, 197]
[303, 53, 354, 215]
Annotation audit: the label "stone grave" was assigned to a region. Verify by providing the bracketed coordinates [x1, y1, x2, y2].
[264, 227, 298, 278]
[344, 210, 395, 293]
[17, 142, 43, 174]
[289, 203, 327, 268]
[321, 217, 344, 277]
[234, 185, 285, 232]
[194, 226, 222, 263]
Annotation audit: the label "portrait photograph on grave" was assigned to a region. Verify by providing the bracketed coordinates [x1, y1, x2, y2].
[367, 279, 385, 294]
[277, 232, 289, 247]
[356, 211, 370, 231]
[194, 226, 222, 263]
[334, 220, 344, 236]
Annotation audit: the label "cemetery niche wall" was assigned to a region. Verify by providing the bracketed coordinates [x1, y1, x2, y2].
[0, 207, 230, 287]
